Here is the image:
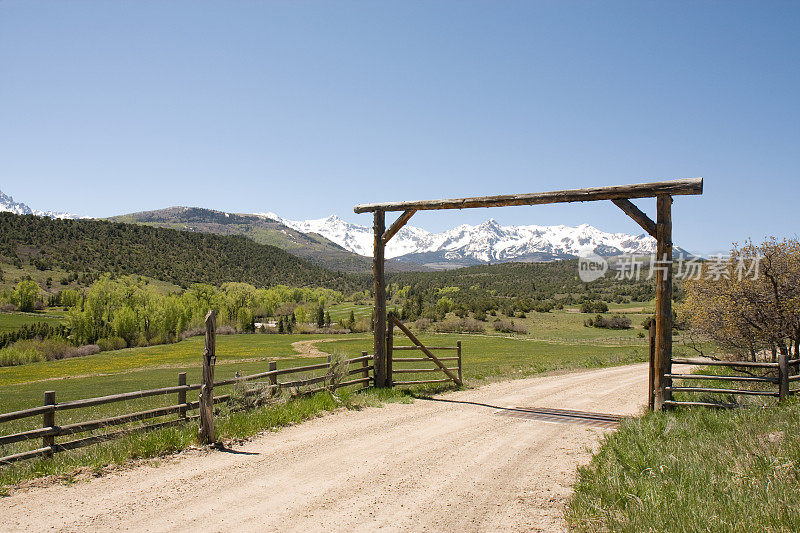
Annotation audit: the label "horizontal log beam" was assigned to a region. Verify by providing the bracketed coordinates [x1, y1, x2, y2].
[392, 379, 454, 385]
[382, 209, 416, 245]
[666, 386, 779, 397]
[611, 199, 657, 237]
[354, 178, 703, 213]
[671, 358, 778, 369]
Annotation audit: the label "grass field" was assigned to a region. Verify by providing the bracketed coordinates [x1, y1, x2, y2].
[567, 399, 800, 531]
[0, 308, 656, 489]
[0, 310, 66, 334]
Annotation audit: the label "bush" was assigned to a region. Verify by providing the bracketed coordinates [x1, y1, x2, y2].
[592, 314, 631, 330]
[580, 300, 609, 314]
[0, 338, 100, 366]
[432, 318, 486, 334]
[97, 337, 127, 352]
[493, 319, 528, 334]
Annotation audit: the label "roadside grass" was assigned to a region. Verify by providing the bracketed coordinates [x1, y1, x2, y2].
[566, 399, 800, 532]
[0, 387, 413, 491]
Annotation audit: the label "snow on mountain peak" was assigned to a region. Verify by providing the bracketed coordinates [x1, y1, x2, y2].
[256, 211, 658, 262]
[0, 189, 85, 220]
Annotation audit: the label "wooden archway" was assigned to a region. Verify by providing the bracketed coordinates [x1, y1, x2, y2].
[354, 178, 703, 410]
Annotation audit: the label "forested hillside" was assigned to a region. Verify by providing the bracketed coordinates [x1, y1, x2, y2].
[0, 213, 363, 292]
[389, 260, 656, 303]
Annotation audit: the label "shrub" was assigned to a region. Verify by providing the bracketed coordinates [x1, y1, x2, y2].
[97, 337, 127, 352]
[0, 345, 42, 366]
[493, 319, 528, 334]
[592, 314, 631, 330]
[580, 300, 609, 314]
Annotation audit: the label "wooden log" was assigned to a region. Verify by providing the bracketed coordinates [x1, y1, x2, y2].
[335, 377, 372, 388]
[391, 346, 459, 351]
[665, 386, 779, 397]
[198, 310, 216, 444]
[392, 356, 460, 362]
[0, 426, 59, 446]
[662, 400, 737, 409]
[361, 352, 370, 389]
[665, 373, 779, 383]
[353, 178, 703, 213]
[382, 209, 416, 244]
[391, 367, 460, 374]
[648, 323, 655, 411]
[392, 379, 454, 385]
[279, 374, 328, 389]
[387, 313, 394, 387]
[654, 194, 673, 410]
[388, 315, 462, 386]
[43, 391, 55, 457]
[457, 341, 462, 385]
[612, 199, 657, 237]
[346, 354, 374, 364]
[0, 404, 54, 424]
[373, 210, 387, 387]
[346, 365, 373, 376]
[779, 352, 789, 401]
[56, 384, 199, 411]
[268, 361, 278, 397]
[671, 358, 778, 368]
[0, 446, 54, 466]
[178, 372, 187, 419]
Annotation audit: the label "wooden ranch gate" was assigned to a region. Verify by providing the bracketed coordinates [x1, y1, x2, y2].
[354, 178, 704, 410]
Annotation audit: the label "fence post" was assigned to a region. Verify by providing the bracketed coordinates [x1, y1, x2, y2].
[361, 351, 370, 389]
[198, 310, 216, 445]
[386, 314, 394, 387]
[648, 323, 656, 411]
[178, 372, 187, 419]
[779, 352, 789, 401]
[456, 341, 463, 385]
[43, 391, 55, 457]
[268, 361, 278, 397]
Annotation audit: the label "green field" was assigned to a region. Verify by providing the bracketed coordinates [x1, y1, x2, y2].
[0, 308, 657, 488]
[0, 310, 66, 334]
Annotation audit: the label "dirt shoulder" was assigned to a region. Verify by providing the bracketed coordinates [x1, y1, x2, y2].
[0, 363, 648, 532]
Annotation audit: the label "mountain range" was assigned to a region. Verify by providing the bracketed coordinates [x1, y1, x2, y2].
[0, 190, 84, 220]
[2, 188, 683, 272]
[261, 213, 670, 269]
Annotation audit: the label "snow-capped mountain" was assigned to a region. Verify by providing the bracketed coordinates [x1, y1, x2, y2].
[0, 189, 85, 219]
[259, 212, 661, 268]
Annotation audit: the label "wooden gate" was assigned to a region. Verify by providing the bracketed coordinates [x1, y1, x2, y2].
[387, 314, 463, 387]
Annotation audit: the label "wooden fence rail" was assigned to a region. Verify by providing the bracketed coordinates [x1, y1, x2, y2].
[662, 350, 799, 408]
[0, 314, 376, 465]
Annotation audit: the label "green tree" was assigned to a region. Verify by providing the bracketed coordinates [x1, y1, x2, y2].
[13, 280, 41, 312]
[316, 306, 325, 328]
[113, 306, 139, 347]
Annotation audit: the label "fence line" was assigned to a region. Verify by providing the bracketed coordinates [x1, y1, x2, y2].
[0, 314, 375, 465]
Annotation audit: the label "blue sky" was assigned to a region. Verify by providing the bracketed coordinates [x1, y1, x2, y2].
[1, 1, 798, 254]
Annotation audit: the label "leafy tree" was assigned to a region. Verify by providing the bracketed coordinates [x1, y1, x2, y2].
[316, 306, 325, 328]
[682, 237, 800, 360]
[13, 280, 41, 312]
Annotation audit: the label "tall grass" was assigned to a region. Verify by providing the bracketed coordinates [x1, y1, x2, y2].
[566, 400, 800, 532]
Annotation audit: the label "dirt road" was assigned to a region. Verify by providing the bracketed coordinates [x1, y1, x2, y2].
[1, 364, 648, 532]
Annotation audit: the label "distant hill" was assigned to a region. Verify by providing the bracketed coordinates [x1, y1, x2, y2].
[0, 212, 364, 292]
[111, 207, 423, 273]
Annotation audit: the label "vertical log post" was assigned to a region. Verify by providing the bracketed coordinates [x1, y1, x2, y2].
[178, 372, 187, 419]
[386, 313, 394, 387]
[779, 352, 789, 401]
[268, 361, 278, 397]
[373, 209, 387, 387]
[654, 195, 673, 410]
[648, 323, 656, 411]
[198, 310, 216, 444]
[43, 390, 55, 456]
[361, 351, 370, 389]
[456, 341, 463, 385]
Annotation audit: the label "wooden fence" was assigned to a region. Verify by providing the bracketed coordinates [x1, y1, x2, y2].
[387, 314, 463, 387]
[0, 311, 374, 465]
[646, 324, 800, 409]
